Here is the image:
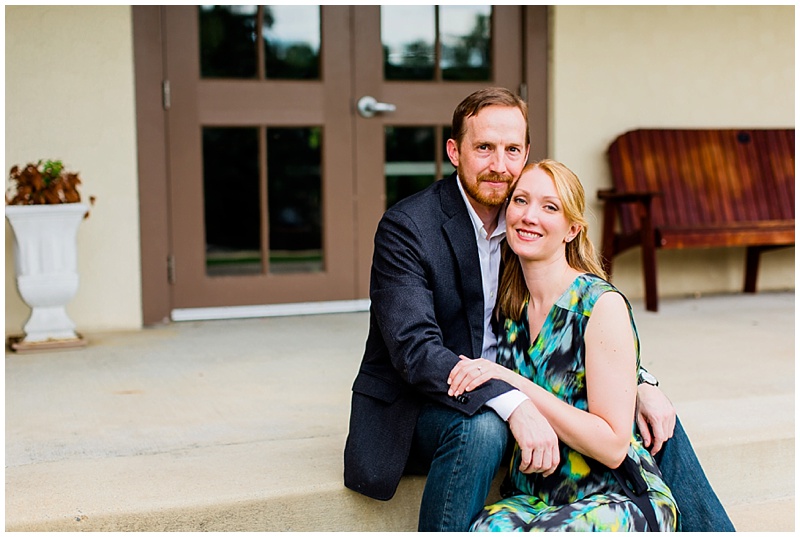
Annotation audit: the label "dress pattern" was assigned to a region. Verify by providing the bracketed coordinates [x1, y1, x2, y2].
[471, 274, 679, 531]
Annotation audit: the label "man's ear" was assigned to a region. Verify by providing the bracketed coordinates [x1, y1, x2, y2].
[446, 138, 459, 168]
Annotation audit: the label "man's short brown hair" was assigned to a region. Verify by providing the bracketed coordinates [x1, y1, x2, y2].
[451, 87, 530, 148]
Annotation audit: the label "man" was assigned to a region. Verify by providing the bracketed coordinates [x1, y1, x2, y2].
[344, 87, 733, 532]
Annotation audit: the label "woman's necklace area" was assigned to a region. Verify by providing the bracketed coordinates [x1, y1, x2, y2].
[526, 267, 577, 336]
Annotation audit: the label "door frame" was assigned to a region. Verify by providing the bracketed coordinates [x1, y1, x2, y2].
[132, 5, 549, 326]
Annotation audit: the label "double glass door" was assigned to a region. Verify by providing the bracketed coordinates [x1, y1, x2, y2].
[164, 6, 525, 309]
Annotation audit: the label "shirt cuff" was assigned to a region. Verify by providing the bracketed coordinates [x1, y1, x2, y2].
[485, 389, 529, 421]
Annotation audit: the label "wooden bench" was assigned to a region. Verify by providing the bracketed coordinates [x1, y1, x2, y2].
[598, 128, 794, 312]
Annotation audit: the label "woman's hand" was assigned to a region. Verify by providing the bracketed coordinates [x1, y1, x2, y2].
[508, 399, 560, 476]
[447, 355, 506, 397]
[636, 383, 676, 455]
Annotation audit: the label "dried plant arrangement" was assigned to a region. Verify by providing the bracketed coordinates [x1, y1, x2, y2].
[6, 159, 95, 207]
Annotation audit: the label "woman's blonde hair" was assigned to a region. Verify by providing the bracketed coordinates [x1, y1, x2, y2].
[497, 159, 607, 321]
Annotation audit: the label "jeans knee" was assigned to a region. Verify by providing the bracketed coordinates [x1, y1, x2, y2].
[463, 411, 507, 462]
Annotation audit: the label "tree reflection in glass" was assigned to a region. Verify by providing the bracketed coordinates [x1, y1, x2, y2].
[263, 5, 320, 80]
[199, 5, 320, 80]
[441, 5, 491, 81]
[199, 5, 258, 79]
[382, 6, 435, 81]
[381, 5, 492, 82]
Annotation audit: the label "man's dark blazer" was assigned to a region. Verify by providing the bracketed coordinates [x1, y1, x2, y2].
[344, 173, 515, 501]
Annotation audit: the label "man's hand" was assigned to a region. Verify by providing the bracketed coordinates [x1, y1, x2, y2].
[507, 399, 560, 476]
[636, 383, 676, 455]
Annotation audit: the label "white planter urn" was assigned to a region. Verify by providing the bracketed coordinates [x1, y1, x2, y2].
[5, 203, 89, 347]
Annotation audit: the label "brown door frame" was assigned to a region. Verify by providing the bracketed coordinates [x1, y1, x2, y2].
[133, 6, 171, 325]
[132, 5, 549, 326]
[525, 6, 549, 163]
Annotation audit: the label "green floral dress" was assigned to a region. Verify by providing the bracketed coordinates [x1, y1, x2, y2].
[471, 274, 679, 532]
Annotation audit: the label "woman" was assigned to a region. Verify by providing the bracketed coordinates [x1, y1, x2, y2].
[447, 160, 679, 531]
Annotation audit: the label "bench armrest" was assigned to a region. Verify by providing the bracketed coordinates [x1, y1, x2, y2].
[599, 188, 659, 276]
[597, 188, 660, 203]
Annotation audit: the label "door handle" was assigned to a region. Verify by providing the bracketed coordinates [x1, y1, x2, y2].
[357, 96, 397, 118]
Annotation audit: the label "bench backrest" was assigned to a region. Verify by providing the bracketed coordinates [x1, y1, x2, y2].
[607, 129, 795, 233]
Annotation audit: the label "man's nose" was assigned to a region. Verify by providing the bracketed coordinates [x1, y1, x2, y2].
[489, 151, 508, 174]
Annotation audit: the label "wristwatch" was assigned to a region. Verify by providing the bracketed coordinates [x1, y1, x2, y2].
[639, 370, 659, 387]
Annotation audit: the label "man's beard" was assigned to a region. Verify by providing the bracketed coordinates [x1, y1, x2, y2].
[459, 170, 514, 207]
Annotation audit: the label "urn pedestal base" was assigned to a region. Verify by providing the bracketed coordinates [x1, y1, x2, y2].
[5, 203, 90, 353]
[8, 334, 88, 353]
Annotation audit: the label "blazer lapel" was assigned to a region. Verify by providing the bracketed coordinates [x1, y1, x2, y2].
[441, 175, 485, 359]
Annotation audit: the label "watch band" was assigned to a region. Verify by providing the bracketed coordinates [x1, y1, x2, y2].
[638, 370, 659, 387]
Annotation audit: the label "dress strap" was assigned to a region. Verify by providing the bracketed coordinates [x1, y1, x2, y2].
[609, 456, 660, 531]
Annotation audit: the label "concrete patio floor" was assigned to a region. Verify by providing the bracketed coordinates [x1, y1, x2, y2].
[5, 291, 795, 531]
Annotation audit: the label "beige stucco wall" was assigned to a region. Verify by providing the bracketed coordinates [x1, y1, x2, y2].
[550, 5, 795, 300]
[5, 6, 142, 335]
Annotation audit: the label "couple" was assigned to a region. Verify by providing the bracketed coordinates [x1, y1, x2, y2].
[344, 87, 734, 531]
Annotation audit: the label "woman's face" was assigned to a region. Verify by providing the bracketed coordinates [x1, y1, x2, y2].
[505, 166, 580, 262]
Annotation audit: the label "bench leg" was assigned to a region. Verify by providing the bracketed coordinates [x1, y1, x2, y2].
[744, 246, 760, 293]
[642, 234, 658, 312]
[744, 245, 788, 293]
[600, 202, 617, 278]
[639, 203, 658, 312]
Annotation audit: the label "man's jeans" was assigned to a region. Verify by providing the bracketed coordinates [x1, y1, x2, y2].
[655, 417, 736, 531]
[406, 404, 508, 532]
[407, 406, 734, 532]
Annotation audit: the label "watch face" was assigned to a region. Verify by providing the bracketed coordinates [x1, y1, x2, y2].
[641, 372, 658, 385]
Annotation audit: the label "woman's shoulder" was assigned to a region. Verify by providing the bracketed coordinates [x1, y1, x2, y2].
[561, 273, 626, 316]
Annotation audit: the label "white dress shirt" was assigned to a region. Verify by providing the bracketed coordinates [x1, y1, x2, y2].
[456, 177, 529, 420]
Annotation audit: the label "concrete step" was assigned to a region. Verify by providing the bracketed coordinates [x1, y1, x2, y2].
[676, 394, 795, 505]
[6, 394, 792, 531]
[5, 293, 794, 531]
[727, 497, 795, 532]
[5, 434, 421, 532]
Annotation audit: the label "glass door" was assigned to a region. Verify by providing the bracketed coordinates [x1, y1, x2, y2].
[164, 6, 356, 308]
[352, 6, 524, 297]
[161, 6, 526, 310]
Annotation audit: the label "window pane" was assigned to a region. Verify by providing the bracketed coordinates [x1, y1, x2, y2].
[199, 5, 258, 79]
[267, 128, 323, 273]
[203, 127, 262, 276]
[385, 127, 436, 208]
[382, 6, 435, 81]
[263, 6, 320, 80]
[440, 6, 492, 81]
